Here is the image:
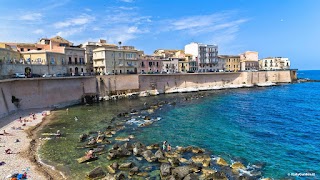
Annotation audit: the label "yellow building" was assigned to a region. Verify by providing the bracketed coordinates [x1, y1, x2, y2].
[219, 55, 240, 72]
[0, 43, 21, 64]
[21, 51, 66, 65]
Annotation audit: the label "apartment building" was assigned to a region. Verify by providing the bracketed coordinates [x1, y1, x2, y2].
[185, 42, 219, 72]
[93, 45, 143, 75]
[240, 51, 259, 71]
[259, 57, 290, 70]
[139, 55, 163, 74]
[219, 55, 240, 72]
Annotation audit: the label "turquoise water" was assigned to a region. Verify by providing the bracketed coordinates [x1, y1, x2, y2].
[40, 70, 320, 179]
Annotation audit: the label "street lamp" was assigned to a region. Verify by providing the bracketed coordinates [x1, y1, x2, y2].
[118, 41, 122, 74]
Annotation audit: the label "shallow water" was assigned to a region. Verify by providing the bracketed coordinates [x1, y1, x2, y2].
[39, 70, 320, 179]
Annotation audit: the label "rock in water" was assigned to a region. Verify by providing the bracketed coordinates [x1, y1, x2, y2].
[155, 149, 165, 160]
[216, 157, 228, 166]
[141, 150, 156, 162]
[231, 162, 245, 170]
[87, 167, 106, 179]
[119, 162, 134, 170]
[129, 166, 139, 176]
[106, 164, 116, 174]
[160, 163, 172, 177]
[171, 166, 191, 179]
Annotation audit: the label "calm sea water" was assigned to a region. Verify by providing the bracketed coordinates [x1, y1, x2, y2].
[39, 70, 320, 179]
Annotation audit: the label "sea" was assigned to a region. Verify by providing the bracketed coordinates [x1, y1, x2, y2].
[39, 70, 320, 179]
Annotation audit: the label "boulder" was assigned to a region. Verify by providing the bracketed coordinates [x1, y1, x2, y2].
[111, 162, 119, 169]
[115, 137, 130, 142]
[165, 151, 180, 158]
[137, 172, 149, 177]
[160, 163, 172, 177]
[146, 143, 160, 150]
[191, 147, 205, 154]
[191, 155, 211, 164]
[141, 150, 156, 162]
[115, 173, 126, 180]
[121, 142, 133, 151]
[172, 166, 191, 179]
[216, 157, 228, 166]
[155, 149, 165, 160]
[119, 162, 134, 170]
[106, 164, 116, 174]
[129, 166, 139, 176]
[87, 167, 106, 179]
[178, 157, 189, 164]
[104, 173, 116, 180]
[206, 171, 227, 180]
[201, 168, 215, 176]
[231, 162, 245, 170]
[79, 134, 87, 142]
[168, 157, 180, 167]
[202, 159, 210, 167]
[133, 142, 146, 156]
[183, 173, 199, 180]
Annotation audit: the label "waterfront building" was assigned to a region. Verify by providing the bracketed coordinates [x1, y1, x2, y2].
[153, 49, 183, 59]
[259, 57, 290, 70]
[240, 51, 259, 71]
[139, 55, 163, 74]
[0, 43, 21, 64]
[162, 58, 179, 73]
[93, 45, 142, 75]
[219, 55, 240, 72]
[81, 39, 118, 74]
[184, 42, 218, 72]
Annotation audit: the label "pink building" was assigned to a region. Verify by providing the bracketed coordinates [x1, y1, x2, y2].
[139, 55, 163, 74]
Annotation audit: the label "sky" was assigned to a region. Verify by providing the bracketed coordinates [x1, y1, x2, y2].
[0, 0, 319, 70]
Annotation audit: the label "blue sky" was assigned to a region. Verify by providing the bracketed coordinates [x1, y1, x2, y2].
[0, 0, 319, 70]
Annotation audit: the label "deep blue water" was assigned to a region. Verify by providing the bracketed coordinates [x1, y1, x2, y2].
[132, 70, 320, 179]
[40, 70, 320, 179]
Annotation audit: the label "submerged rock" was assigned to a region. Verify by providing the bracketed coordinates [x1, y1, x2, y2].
[129, 166, 139, 176]
[87, 167, 106, 179]
[119, 162, 134, 170]
[171, 166, 191, 179]
[115, 137, 130, 141]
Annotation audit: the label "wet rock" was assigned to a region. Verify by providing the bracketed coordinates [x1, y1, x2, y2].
[141, 150, 156, 162]
[107, 164, 116, 174]
[130, 109, 137, 113]
[231, 162, 245, 170]
[144, 116, 151, 120]
[207, 171, 227, 180]
[165, 175, 176, 180]
[183, 173, 199, 180]
[155, 149, 165, 160]
[137, 172, 148, 177]
[191, 154, 211, 164]
[147, 109, 154, 114]
[202, 159, 210, 167]
[87, 138, 97, 145]
[160, 163, 172, 177]
[119, 162, 134, 170]
[128, 135, 135, 139]
[178, 157, 189, 164]
[168, 157, 180, 167]
[115, 172, 126, 180]
[165, 151, 180, 158]
[111, 162, 119, 169]
[139, 121, 153, 127]
[105, 131, 113, 138]
[172, 166, 191, 179]
[146, 143, 160, 150]
[87, 167, 106, 179]
[129, 166, 139, 176]
[115, 137, 130, 141]
[121, 142, 133, 151]
[216, 157, 228, 166]
[79, 134, 87, 142]
[104, 174, 116, 180]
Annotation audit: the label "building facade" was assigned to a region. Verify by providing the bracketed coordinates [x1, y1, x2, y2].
[240, 51, 259, 71]
[162, 58, 179, 73]
[139, 55, 163, 74]
[185, 42, 218, 72]
[0, 43, 21, 64]
[93, 46, 142, 75]
[259, 57, 290, 70]
[219, 55, 240, 72]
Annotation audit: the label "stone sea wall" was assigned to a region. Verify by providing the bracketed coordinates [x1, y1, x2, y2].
[0, 77, 96, 119]
[0, 70, 296, 119]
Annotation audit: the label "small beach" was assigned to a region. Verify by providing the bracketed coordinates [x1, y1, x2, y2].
[0, 109, 63, 180]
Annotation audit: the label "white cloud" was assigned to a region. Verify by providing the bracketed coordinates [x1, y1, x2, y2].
[56, 27, 85, 37]
[33, 29, 44, 34]
[20, 13, 43, 21]
[54, 15, 95, 28]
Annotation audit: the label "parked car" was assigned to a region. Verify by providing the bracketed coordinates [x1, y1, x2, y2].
[31, 73, 42, 78]
[13, 73, 26, 78]
[42, 74, 53, 77]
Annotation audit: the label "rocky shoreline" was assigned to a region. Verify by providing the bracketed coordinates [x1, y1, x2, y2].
[67, 94, 272, 179]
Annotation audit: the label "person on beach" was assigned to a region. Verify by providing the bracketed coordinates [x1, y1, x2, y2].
[167, 144, 172, 151]
[162, 141, 167, 151]
[5, 149, 13, 154]
[86, 149, 94, 158]
[32, 113, 36, 120]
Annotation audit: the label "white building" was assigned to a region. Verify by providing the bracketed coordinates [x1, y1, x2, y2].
[93, 46, 142, 75]
[259, 57, 290, 70]
[184, 42, 218, 72]
[162, 58, 179, 73]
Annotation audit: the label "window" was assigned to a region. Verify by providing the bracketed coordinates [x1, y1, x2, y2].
[81, 68, 83, 72]
[70, 68, 72, 73]
[149, 62, 152, 67]
[20, 48, 24, 52]
[27, 49, 30, 51]
[69, 57, 72, 64]
[141, 62, 145, 67]
[156, 62, 159, 67]
[75, 58, 78, 64]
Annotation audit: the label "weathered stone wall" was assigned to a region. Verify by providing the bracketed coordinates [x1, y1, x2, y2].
[0, 70, 296, 119]
[96, 75, 139, 97]
[0, 77, 96, 118]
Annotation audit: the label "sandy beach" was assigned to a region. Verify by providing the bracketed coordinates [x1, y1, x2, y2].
[0, 110, 63, 180]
